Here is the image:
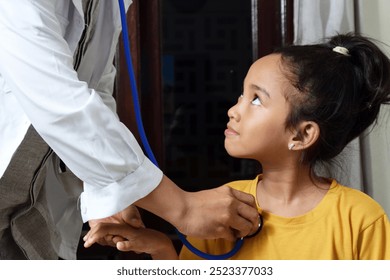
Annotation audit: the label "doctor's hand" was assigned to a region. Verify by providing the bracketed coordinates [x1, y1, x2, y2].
[178, 185, 260, 241]
[135, 175, 259, 241]
[84, 204, 144, 248]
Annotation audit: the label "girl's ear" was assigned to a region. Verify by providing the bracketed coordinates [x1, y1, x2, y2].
[290, 121, 320, 151]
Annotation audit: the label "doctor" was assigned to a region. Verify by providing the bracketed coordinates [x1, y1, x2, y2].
[0, 0, 258, 259]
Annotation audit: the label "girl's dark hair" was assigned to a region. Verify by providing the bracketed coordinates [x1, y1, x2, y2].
[274, 33, 390, 166]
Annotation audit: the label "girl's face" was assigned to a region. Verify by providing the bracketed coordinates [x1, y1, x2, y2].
[225, 54, 295, 164]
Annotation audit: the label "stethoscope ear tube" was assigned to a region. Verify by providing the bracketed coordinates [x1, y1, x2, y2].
[118, 0, 263, 259]
[118, 0, 157, 165]
[176, 229, 245, 260]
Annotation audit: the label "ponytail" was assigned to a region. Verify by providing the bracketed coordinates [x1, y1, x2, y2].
[327, 33, 390, 142]
[275, 33, 390, 165]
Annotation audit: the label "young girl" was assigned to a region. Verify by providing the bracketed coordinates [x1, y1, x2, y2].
[83, 33, 390, 259]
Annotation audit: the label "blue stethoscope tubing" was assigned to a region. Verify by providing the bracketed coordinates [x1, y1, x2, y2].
[117, 0, 248, 259]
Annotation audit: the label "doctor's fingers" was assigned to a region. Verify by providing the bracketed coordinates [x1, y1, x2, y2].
[229, 187, 257, 209]
[85, 224, 168, 254]
[119, 204, 145, 228]
[83, 234, 116, 248]
[83, 223, 131, 248]
[228, 188, 259, 238]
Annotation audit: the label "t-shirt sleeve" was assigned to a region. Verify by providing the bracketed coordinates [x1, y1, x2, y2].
[357, 214, 390, 260]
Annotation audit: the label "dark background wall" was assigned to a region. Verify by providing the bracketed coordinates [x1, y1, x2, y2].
[161, 0, 260, 192]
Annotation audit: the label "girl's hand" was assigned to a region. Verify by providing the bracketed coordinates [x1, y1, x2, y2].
[84, 223, 178, 260]
[85, 204, 144, 247]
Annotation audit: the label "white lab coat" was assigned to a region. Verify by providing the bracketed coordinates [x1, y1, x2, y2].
[0, 0, 163, 258]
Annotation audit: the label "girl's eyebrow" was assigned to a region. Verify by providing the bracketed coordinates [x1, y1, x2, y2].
[250, 84, 271, 99]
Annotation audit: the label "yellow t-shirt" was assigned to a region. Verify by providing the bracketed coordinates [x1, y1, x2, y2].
[180, 176, 390, 260]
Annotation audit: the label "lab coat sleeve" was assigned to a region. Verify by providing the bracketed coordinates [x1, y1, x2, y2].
[0, 0, 162, 222]
[95, 63, 118, 114]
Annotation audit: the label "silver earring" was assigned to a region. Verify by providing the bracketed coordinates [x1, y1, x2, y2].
[288, 143, 295, 150]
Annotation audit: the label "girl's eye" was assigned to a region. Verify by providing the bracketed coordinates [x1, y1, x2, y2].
[251, 96, 262, 106]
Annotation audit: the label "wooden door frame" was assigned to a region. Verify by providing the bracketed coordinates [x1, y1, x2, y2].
[254, 0, 294, 58]
[115, 0, 165, 170]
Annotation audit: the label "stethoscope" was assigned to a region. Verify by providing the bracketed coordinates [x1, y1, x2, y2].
[118, 0, 263, 259]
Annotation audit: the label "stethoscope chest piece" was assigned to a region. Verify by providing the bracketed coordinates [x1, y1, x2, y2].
[244, 213, 263, 239]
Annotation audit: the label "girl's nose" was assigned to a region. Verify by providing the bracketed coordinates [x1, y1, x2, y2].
[227, 104, 240, 122]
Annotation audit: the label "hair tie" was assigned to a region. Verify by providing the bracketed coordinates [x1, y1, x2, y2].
[332, 46, 350, 56]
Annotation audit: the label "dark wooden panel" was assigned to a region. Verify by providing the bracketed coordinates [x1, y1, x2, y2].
[139, 0, 165, 168]
[257, 0, 293, 58]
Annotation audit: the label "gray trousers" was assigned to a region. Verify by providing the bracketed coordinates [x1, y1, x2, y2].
[0, 126, 60, 259]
